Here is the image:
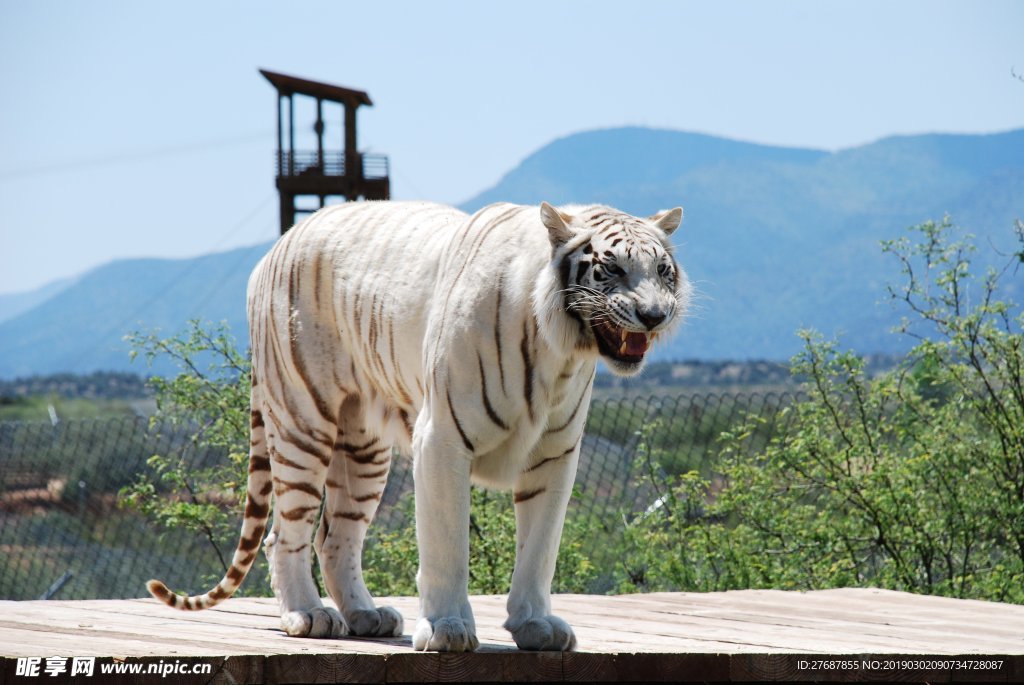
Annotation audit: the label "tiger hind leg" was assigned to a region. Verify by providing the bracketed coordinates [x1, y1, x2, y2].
[314, 395, 403, 637]
[262, 402, 347, 638]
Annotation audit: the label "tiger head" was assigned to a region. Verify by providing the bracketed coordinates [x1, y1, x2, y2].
[534, 202, 691, 377]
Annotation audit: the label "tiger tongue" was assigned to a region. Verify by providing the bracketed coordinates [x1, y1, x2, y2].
[624, 331, 649, 356]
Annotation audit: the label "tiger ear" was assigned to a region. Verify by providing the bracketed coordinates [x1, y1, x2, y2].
[649, 207, 683, 236]
[540, 201, 575, 248]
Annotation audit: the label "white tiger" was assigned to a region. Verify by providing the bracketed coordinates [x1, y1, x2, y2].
[148, 200, 689, 651]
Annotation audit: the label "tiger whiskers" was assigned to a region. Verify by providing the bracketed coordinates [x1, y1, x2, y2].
[582, 310, 616, 326]
[562, 285, 608, 317]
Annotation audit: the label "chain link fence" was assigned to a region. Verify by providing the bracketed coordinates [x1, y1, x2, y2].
[1, 392, 803, 600]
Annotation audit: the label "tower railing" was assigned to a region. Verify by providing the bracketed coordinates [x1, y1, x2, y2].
[276, 151, 389, 180]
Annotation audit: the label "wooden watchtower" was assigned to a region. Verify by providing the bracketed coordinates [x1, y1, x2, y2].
[260, 69, 390, 235]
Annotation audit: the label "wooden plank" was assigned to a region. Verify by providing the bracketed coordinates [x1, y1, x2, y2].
[6, 591, 1024, 656]
[549, 595, 1020, 653]
[4, 591, 1022, 657]
[1, 590, 1022, 684]
[618, 590, 1024, 649]
[670, 588, 1024, 631]
[386, 651, 563, 683]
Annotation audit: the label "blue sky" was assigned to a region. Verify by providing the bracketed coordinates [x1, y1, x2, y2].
[1, 0, 1022, 296]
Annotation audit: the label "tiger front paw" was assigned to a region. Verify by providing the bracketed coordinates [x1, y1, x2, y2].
[281, 607, 348, 638]
[508, 615, 577, 651]
[412, 616, 479, 652]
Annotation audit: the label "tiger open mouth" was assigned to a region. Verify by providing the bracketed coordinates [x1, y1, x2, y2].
[590, 319, 657, 363]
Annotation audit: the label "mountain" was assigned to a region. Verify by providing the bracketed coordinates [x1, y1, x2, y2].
[0, 243, 272, 378]
[1, 127, 1021, 378]
[462, 127, 1024, 361]
[0, 277, 77, 325]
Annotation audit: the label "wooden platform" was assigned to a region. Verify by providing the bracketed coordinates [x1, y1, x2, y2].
[2, 589, 1022, 683]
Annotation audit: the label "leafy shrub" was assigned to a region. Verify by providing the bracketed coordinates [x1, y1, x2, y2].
[618, 218, 1024, 603]
[120, 321, 269, 594]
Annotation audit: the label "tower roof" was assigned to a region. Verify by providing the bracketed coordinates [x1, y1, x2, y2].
[259, 68, 374, 107]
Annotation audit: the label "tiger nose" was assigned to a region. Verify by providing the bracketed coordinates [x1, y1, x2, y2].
[636, 307, 667, 330]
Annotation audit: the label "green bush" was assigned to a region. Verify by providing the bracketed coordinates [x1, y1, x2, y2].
[618, 218, 1024, 603]
[120, 320, 270, 594]
[360, 486, 598, 597]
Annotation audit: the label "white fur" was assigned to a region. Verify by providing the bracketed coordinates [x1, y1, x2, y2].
[176, 199, 687, 651]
